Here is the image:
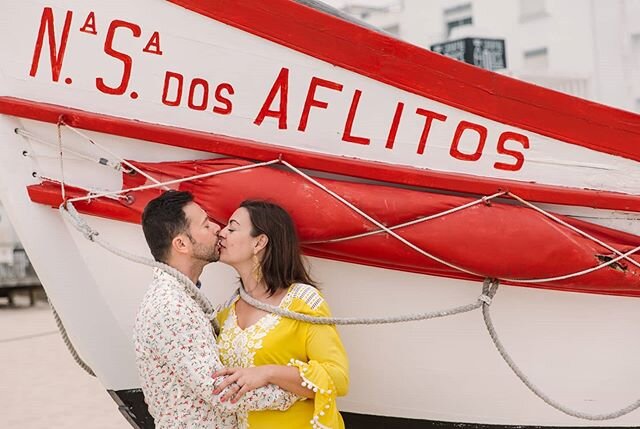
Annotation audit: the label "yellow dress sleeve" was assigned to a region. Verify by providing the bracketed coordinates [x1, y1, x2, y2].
[287, 293, 349, 429]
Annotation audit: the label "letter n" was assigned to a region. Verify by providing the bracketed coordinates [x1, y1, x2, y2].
[29, 7, 73, 82]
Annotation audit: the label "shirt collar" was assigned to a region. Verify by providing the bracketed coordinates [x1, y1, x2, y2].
[153, 267, 201, 289]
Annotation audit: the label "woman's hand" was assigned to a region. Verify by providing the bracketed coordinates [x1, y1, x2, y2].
[212, 366, 274, 403]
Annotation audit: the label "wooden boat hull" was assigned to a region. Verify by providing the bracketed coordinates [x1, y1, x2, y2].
[0, 0, 639, 427]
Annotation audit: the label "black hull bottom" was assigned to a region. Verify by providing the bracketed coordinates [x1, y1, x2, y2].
[109, 389, 629, 429]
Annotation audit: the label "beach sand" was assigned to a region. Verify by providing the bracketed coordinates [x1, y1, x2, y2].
[0, 294, 130, 429]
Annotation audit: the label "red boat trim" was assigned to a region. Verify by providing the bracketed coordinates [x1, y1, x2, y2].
[27, 181, 640, 299]
[27, 181, 140, 223]
[167, 0, 640, 162]
[1, 96, 639, 212]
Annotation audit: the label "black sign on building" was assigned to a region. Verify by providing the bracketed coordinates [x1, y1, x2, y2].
[431, 38, 507, 71]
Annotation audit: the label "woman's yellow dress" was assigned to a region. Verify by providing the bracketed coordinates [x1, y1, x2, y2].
[216, 283, 349, 429]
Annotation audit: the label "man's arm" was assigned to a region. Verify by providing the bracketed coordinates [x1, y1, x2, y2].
[150, 293, 297, 411]
[214, 376, 299, 412]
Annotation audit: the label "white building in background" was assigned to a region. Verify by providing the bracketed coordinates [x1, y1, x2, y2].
[334, 0, 640, 113]
[0, 203, 19, 264]
[340, 1, 403, 34]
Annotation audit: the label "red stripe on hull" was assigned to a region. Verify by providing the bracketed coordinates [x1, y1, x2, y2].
[168, 0, 640, 162]
[2, 97, 639, 213]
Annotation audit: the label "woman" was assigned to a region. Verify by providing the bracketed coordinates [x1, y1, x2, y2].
[212, 200, 349, 429]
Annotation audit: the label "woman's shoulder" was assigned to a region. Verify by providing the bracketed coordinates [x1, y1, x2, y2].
[286, 283, 329, 316]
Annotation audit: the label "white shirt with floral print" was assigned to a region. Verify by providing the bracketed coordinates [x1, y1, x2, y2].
[134, 268, 298, 429]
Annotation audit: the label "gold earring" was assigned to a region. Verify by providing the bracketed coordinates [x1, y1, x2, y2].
[252, 254, 263, 283]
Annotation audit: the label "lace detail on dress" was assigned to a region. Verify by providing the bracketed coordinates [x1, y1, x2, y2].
[289, 283, 324, 310]
[217, 291, 297, 428]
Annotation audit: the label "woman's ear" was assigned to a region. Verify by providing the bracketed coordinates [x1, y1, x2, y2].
[254, 233, 268, 254]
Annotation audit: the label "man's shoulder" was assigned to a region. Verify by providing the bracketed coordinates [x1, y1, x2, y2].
[137, 279, 194, 322]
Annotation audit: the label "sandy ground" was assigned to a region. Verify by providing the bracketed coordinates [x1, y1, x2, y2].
[0, 293, 130, 429]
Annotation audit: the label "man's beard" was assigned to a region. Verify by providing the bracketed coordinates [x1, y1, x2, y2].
[192, 242, 220, 263]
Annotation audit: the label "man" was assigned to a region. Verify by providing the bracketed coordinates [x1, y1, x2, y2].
[134, 190, 297, 428]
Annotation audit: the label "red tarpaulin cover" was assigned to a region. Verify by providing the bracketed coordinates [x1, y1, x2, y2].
[28, 158, 640, 297]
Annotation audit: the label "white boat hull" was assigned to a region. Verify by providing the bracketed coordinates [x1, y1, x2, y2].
[1, 0, 639, 427]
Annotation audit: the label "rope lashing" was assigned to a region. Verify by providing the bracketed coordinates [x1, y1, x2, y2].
[65, 159, 282, 205]
[507, 192, 640, 271]
[304, 191, 507, 244]
[49, 300, 96, 377]
[15, 128, 132, 173]
[60, 202, 219, 332]
[36, 176, 126, 203]
[237, 278, 498, 325]
[46, 125, 640, 420]
[481, 281, 640, 421]
[56, 119, 66, 202]
[279, 159, 640, 283]
[55, 202, 220, 377]
[241, 278, 640, 420]
[39, 123, 640, 280]
[51, 153, 639, 286]
[59, 121, 167, 189]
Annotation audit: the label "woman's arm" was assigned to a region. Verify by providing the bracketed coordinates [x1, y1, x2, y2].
[213, 365, 314, 403]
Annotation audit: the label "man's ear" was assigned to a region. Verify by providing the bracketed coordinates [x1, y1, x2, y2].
[172, 234, 190, 255]
[254, 234, 268, 254]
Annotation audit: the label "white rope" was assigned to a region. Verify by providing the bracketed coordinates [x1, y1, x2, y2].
[49, 300, 96, 377]
[279, 160, 482, 277]
[56, 121, 66, 202]
[504, 244, 640, 284]
[305, 191, 506, 244]
[45, 124, 640, 286]
[65, 159, 281, 204]
[481, 283, 640, 420]
[61, 122, 164, 186]
[240, 277, 640, 420]
[238, 280, 495, 325]
[37, 176, 124, 202]
[508, 192, 640, 270]
[43, 122, 640, 286]
[52, 155, 638, 285]
[16, 128, 131, 173]
[60, 122, 166, 188]
[45, 114, 640, 421]
[59, 202, 219, 333]
[278, 160, 640, 284]
[51, 155, 640, 420]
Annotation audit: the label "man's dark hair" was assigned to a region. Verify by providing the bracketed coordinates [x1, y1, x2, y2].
[240, 200, 316, 296]
[141, 190, 194, 263]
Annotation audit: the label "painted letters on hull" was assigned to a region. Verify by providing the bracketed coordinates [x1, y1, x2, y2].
[2, 2, 638, 197]
[0, 1, 639, 427]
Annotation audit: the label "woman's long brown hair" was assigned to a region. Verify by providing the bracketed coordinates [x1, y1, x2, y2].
[240, 200, 316, 296]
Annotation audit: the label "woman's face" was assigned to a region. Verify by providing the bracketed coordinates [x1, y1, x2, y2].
[218, 207, 262, 267]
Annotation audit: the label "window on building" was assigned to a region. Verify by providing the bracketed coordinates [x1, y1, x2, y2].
[520, 0, 547, 21]
[444, 3, 473, 37]
[524, 47, 548, 70]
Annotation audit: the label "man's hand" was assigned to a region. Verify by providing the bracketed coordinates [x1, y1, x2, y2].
[212, 366, 274, 403]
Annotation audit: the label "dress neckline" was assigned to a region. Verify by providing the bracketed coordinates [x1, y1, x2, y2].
[231, 284, 296, 332]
